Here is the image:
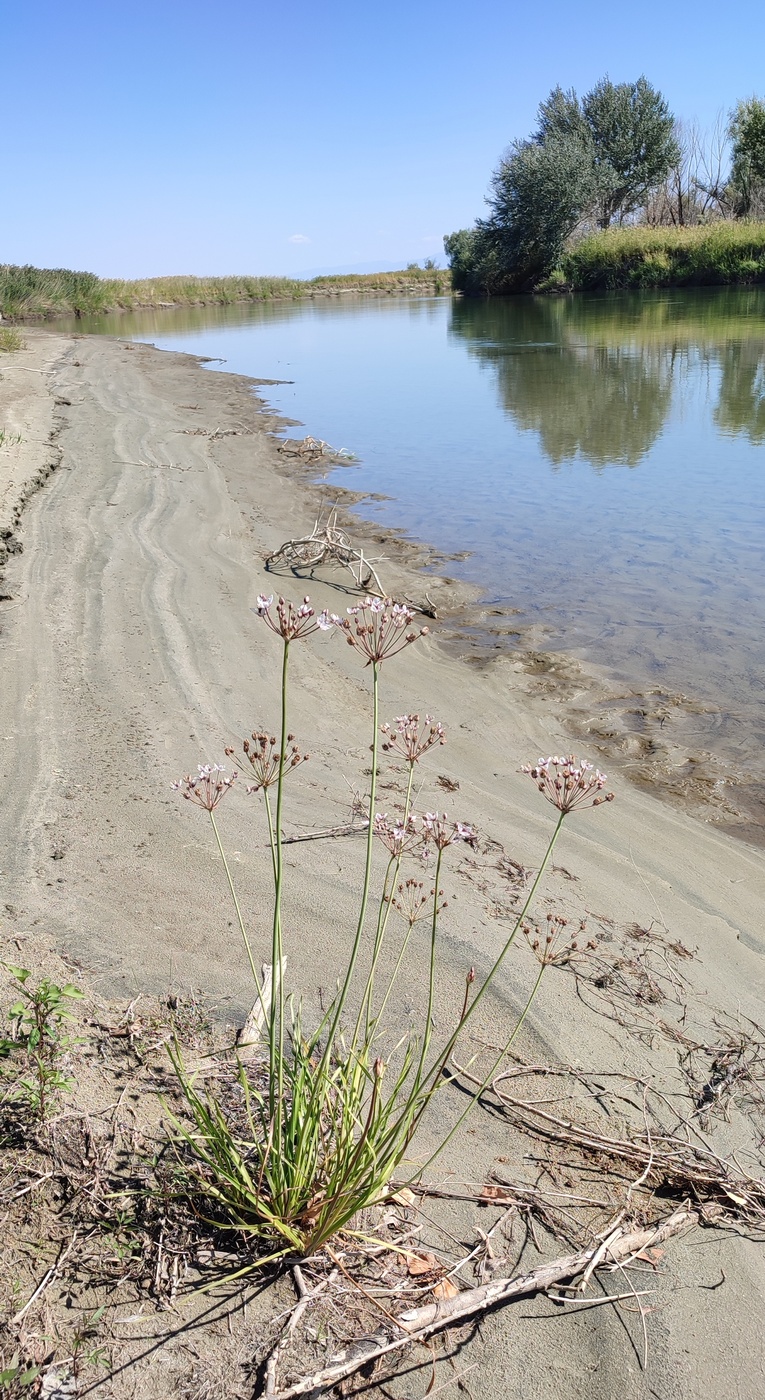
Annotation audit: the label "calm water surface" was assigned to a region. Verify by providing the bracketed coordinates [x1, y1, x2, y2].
[73, 289, 765, 836]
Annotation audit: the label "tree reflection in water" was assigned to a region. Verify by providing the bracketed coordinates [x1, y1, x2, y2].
[450, 289, 765, 467]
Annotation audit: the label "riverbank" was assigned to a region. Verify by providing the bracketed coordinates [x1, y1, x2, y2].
[0, 265, 450, 320]
[548, 221, 765, 291]
[1, 328, 765, 1399]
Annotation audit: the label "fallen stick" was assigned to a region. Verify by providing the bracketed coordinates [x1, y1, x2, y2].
[272, 1207, 698, 1398]
[281, 821, 367, 845]
[265, 1267, 336, 1397]
[11, 1232, 79, 1326]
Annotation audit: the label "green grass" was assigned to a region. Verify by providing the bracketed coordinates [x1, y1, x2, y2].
[557, 222, 765, 290]
[0, 264, 449, 321]
[0, 326, 25, 351]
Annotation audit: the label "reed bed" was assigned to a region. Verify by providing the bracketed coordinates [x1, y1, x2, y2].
[558, 221, 765, 290]
[0, 264, 447, 320]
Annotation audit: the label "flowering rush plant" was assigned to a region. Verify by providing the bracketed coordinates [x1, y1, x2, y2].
[169, 593, 615, 1264]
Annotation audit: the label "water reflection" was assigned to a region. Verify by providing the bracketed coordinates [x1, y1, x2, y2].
[62, 290, 447, 343]
[715, 342, 765, 443]
[450, 290, 765, 466]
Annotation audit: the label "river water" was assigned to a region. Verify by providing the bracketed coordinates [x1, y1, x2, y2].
[70, 288, 765, 842]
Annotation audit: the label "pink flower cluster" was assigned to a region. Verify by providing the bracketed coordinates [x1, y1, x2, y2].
[373, 811, 477, 860]
[171, 764, 238, 812]
[254, 594, 331, 641]
[380, 713, 446, 766]
[520, 756, 614, 814]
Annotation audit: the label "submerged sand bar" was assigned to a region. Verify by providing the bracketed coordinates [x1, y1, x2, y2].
[1, 328, 765, 1398]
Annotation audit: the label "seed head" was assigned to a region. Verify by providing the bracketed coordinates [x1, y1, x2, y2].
[389, 878, 446, 928]
[520, 756, 615, 814]
[523, 913, 598, 966]
[236, 730, 309, 792]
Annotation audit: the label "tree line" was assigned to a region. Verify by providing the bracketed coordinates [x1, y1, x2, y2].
[445, 81, 765, 294]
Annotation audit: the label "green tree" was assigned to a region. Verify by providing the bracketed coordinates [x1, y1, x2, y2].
[482, 133, 597, 290]
[445, 75, 678, 293]
[583, 77, 680, 227]
[729, 97, 765, 216]
[443, 228, 496, 294]
[534, 85, 590, 144]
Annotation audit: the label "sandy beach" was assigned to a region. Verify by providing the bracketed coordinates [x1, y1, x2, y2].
[2, 326, 765, 1399]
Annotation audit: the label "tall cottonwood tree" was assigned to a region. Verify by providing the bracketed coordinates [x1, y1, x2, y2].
[729, 97, 765, 216]
[582, 77, 679, 226]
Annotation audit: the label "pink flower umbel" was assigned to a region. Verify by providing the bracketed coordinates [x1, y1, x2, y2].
[172, 764, 238, 811]
[520, 756, 615, 814]
[373, 812, 422, 857]
[254, 594, 332, 641]
[333, 597, 429, 665]
[380, 714, 446, 766]
[422, 813, 478, 857]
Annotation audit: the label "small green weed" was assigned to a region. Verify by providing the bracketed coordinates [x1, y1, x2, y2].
[0, 1357, 40, 1395]
[0, 966, 83, 1119]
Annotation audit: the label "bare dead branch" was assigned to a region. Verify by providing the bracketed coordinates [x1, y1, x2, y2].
[271, 1209, 697, 1398]
[265, 510, 386, 596]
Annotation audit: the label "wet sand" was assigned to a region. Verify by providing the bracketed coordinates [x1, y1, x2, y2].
[1, 328, 765, 1399]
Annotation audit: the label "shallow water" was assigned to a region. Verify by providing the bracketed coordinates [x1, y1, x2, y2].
[69, 289, 765, 839]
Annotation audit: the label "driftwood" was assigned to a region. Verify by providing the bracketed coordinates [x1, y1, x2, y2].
[278, 436, 354, 463]
[265, 510, 386, 596]
[236, 960, 285, 1063]
[270, 1207, 697, 1398]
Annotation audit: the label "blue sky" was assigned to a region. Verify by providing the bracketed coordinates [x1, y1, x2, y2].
[2, 0, 764, 278]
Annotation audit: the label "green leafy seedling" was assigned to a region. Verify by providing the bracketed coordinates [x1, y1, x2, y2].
[1, 965, 83, 1119]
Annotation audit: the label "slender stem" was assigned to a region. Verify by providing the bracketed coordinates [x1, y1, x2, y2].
[374, 917, 416, 1026]
[263, 790, 278, 887]
[414, 960, 548, 1176]
[385, 811, 568, 1170]
[320, 661, 380, 1060]
[413, 846, 444, 1090]
[208, 810, 260, 990]
[360, 760, 416, 1041]
[353, 854, 396, 1047]
[401, 814, 568, 1177]
[269, 638, 290, 1119]
[420, 810, 566, 1089]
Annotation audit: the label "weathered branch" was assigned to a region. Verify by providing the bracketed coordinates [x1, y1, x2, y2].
[271, 1208, 698, 1398]
[265, 510, 386, 596]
